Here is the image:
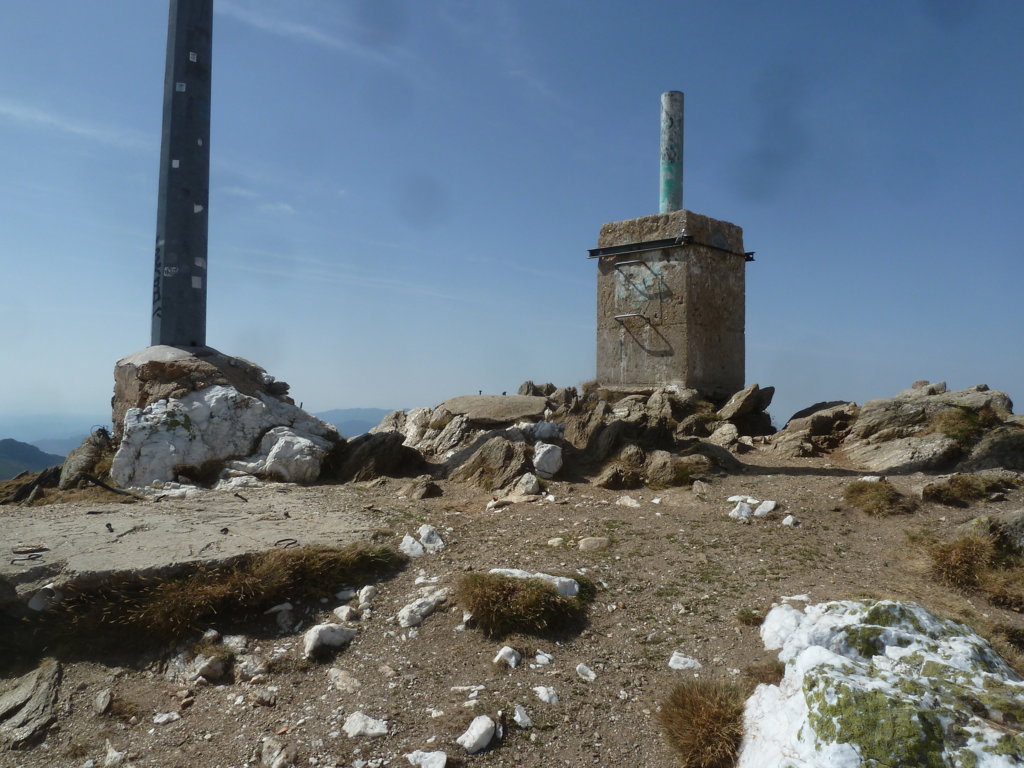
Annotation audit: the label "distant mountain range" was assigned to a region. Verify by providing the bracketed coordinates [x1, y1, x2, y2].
[0, 439, 65, 481]
[314, 408, 395, 438]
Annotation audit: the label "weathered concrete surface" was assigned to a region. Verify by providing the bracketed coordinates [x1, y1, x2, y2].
[595, 209, 745, 399]
[437, 395, 548, 426]
[0, 486, 377, 605]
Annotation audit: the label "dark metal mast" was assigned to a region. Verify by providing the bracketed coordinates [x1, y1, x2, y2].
[152, 0, 213, 347]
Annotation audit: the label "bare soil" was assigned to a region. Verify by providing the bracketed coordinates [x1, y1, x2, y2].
[3, 447, 1023, 768]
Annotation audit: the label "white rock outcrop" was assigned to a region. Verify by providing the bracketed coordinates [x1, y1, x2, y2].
[112, 384, 338, 488]
[397, 588, 451, 628]
[739, 599, 1024, 768]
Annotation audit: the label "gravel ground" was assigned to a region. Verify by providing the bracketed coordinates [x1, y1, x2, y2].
[2, 447, 1023, 768]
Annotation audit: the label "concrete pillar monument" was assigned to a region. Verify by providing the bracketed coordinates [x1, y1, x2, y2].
[590, 92, 751, 400]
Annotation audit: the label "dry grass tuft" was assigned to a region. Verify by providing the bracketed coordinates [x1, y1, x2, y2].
[455, 573, 593, 639]
[50, 543, 405, 641]
[742, 660, 785, 688]
[657, 678, 745, 768]
[981, 563, 1024, 611]
[929, 535, 996, 588]
[928, 405, 1002, 450]
[922, 474, 1011, 507]
[736, 607, 765, 627]
[843, 480, 916, 516]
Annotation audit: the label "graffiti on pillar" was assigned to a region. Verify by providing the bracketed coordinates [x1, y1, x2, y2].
[613, 259, 671, 323]
[152, 237, 163, 319]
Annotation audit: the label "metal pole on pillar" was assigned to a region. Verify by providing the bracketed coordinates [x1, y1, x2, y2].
[659, 91, 683, 214]
[152, 0, 213, 347]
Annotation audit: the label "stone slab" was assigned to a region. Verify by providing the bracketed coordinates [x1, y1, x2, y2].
[437, 395, 548, 425]
[1, 486, 377, 605]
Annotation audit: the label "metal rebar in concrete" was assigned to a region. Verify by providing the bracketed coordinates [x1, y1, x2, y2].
[659, 91, 684, 214]
[151, 0, 213, 347]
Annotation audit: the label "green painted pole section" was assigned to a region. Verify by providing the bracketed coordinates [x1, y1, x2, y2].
[659, 91, 683, 213]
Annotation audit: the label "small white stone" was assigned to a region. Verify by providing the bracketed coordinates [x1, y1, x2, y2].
[456, 715, 495, 754]
[418, 524, 446, 553]
[488, 568, 579, 597]
[405, 750, 447, 768]
[343, 711, 388, 738]
[728, 502, 753, 520]
[493, 646, 521, 668]
[668, 652, 702, 670]
[358, 585, 378, 606]
[327, 667, 361, 693]
[576, 663, 597, 681]
[152, 712, 181, 724]
[333, 605, 359, 622]
[860, 475, 884, 482]
[754, 500, 777, 517]
[746, 497, 761, 505]
[546, 537, 564, 547]
[335, 587, 357, 601]
[533, 686, 558, 704]
[103, 739, 126, 767]
[782, 515, 798, 527]
[397, 588, 450, 628]
[513, 705, 532, 728]
[303, 623, 356, 659]
[727, 495, 747, 502]
[513, 473, 542, 495]
[651, 497, 662, 504]
[616, 495, 641, 508]
[401, 534, 426, 557]
[535, 651, 553, 665]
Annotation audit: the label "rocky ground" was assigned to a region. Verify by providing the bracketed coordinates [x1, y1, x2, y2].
[3, 445, 1023, 768]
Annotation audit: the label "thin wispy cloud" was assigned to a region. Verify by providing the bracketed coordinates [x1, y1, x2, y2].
[0, 97, 151, 150]
[220, 185, 260, 199]
[258, 201, 296, 215]
[216, 0, 415, 73]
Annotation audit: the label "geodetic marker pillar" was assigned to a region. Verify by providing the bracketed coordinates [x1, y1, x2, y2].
[151, 0, 213, 348]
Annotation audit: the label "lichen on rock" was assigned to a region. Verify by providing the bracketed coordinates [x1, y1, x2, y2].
[739, 599, 1024, 767]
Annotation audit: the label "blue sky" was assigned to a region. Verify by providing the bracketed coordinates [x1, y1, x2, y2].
[1, 0, 1022, 440]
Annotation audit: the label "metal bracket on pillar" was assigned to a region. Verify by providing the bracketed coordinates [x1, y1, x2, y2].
[613, 313, 649, 323]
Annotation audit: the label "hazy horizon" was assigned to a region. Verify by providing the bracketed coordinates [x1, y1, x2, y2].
[1, 1, 1021, 431]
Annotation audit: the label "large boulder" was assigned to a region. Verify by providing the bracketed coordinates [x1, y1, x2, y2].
[449, 435, 530, 491]
[840, 382, 1014, 473]
[770, 402, 858, 458]
[335, 432, 422, 482]
[111, 384, 340, 488]
[957, 426, 1024, 472]
[112, 345, 292, 442]
[58, 429, 113, 489]
[740, 599, 1024, 767]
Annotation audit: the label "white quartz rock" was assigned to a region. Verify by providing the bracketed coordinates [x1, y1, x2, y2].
[532, 442, 563, 479]
[418, 524, 446, 553]
[575, 663, 597, 681]
[456, 715, 495, 754]
[533, 686, 558, 704]
[112, 384, 337, 487]
[754, 500, 777, 516]
[729, 502, 753, 520]
[493, 646, 521, 668]
[405, 750, 447, 768]
[400, 534, 426, 557]
[488, 568, 579, 597]
[668, 652, 702, 670]
[343, 711, 388, 738]
[513, 705, 532, 728]
[397, 588, 450, 628]
[303, 623, 356, 659]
